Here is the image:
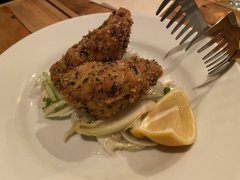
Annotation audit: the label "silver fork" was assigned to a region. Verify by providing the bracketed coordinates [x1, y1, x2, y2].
[189, 11, 240, 76]
[156, 0, 208, 45]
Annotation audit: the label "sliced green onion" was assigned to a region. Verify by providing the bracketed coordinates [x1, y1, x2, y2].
[42, 72, 50, 80]
[42, 97, 57, 108]
[42, 72, 63, 100]
[42, 79, 57, 101]
[46, 106, 74, 118]
[43, 99, 68, 115]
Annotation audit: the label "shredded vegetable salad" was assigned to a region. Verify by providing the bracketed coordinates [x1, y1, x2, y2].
[39, 71, 173, 155]
[38, 51, 176, 155]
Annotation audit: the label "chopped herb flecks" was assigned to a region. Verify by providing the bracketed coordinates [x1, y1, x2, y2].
[163, 87, 171, 95]
[42, 97, 57, 108]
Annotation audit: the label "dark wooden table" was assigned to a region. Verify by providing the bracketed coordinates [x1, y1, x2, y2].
[0, 0, 111, 54]
[0, 0, 239, 64]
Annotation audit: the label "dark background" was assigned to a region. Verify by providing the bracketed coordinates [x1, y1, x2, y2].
[0, 0, 12, 4]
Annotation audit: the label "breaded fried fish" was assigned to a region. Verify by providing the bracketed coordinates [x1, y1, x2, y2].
[52, 57, 162, 119]
[50, 8, 133, 78]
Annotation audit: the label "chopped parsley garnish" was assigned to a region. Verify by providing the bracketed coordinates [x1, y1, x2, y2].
[42, 97, 57, 108]
[163, 87, 171, 95]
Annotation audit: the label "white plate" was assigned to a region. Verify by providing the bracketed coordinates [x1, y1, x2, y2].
[1, 13, 240, 180]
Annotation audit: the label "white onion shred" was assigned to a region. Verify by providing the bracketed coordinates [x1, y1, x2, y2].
[121, 130, 157, 147]
[72, 100, 156, 137]
[97, 134, 145, 156]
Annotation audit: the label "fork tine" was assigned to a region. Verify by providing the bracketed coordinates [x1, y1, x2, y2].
[171, 0, 200, 35]
[177, 1, 203, 44]
[208, 59, 231, 75]
[199, 38, 226, 54]
[204, 46, 228, 64]
[208, 52, 235, 73]
[209, 59, 235, 76]
[171, 15, 187, 34]
[197, 31, 223, 52]
[208, 58, 229, 73]
[201, 21, 224, 37]
[176, 21, 192, 40]
[188, 11, 238, 51]
[166, 9, 183, 28]
[161, 1, 179, 21]
[187, 25, 222, 50]
[186, 31, 205, 50]
[202, 40, 227, 60]
[179, 28, 196, 44]
[205, 52, 228, 68]
[156, 0, 171, 15]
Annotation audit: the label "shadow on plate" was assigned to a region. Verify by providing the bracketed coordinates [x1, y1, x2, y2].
[159, 40, 224, 114]
[36, 118, 100, 162]
[36, 111, 193, 175]
[123, 144, 192, 177]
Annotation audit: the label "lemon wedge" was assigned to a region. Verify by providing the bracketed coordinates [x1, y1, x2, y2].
[131, 88, 196, 146]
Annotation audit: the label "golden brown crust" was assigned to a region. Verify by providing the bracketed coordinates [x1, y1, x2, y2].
[49, 8, 163, 119]
[50, 8, 133, 78]
[53, 57, 162, 119]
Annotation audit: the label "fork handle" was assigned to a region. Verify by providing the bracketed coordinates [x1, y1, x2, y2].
[235, 49, 240, 58]
[233, 48, 240, 61]
[237, 28, 240, 59]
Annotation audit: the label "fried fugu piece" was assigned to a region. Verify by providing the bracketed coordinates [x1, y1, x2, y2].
[50, 8, 133, 77]
[52, 56, 162, 119]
